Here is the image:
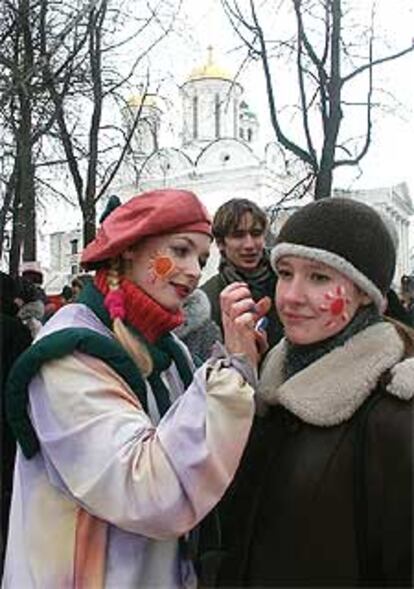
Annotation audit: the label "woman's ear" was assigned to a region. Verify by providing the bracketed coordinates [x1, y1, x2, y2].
[358, 290, 372, 307]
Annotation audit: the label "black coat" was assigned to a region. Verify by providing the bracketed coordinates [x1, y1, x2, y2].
[0, 312, 32, 571]
[216, 322, 413, 587]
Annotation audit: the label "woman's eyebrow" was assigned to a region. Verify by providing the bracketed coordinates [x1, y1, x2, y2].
[307, 262, 330, 271]
[172, 236, 194, 245]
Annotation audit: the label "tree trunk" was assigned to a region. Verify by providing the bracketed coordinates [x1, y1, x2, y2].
[18, 0, 36, 262]
[18, 111, 36, 261]
[0, 165, 17, 261]
[9, 186, 23, 277]
[82, 199, 97, 247]
[314, 0, 341, 201]
[314, 166, 333, 199]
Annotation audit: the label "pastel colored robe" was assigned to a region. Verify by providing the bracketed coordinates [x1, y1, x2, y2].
[2, 303, 255, 588]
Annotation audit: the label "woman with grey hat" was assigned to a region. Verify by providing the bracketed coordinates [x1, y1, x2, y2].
[216, 198, 412, 587]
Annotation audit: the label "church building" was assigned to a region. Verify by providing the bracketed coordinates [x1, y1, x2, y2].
[47, 48, 413, 290]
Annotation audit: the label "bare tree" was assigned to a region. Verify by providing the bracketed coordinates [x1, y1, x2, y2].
[39, 0, 182, 247]
[0, 0, 88, 273]
[0, 0, 181, 273]
[0, 0, 37, 273]
[222, 0, 414, 199]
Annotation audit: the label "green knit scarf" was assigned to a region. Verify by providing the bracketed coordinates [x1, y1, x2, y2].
[6, 282, 194, 459]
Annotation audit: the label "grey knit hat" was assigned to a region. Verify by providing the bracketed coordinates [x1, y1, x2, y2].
[271, 198, 396, 312]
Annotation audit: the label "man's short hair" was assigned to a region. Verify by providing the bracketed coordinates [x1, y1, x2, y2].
[212, 198, 268, 243]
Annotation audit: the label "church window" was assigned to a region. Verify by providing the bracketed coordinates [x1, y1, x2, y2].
[215, 93, 221, 139]
[247, 128, 253, 142]
[193, 95, 198, 139]
[239, 128, 244, 140]
[70, 239, 78, 254]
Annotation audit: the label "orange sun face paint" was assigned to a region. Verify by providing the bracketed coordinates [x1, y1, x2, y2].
[148, 253, 175, 283]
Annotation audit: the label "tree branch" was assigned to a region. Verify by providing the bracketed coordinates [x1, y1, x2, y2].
[342, 42, 414, 84]
[250, 0, 317, 170]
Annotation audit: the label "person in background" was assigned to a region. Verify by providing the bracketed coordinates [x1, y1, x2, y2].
[14, 277, 45, 338]
[385, 287, 414, 327]
[61, 284, 73, 304]
[217, 198, 412, 588]
[202, 198, 283, 348]
[20, 262, 48, 306]
[2, 189, 265, 588]
[0, 272, 32, 575]
[43, 285, 74, 320]
[174, 288, 222, 365]
[400, 274, 414, 321]
[71, 274, 93, 301]
[376, 211, 414, 327]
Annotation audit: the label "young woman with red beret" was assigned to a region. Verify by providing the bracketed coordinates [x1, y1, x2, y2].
[3, 189, 267, 588]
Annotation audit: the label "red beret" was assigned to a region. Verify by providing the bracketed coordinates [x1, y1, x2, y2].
[81, 189, 212, 266]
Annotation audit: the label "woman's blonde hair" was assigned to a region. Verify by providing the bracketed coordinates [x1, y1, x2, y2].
[107, 258, 153, 377]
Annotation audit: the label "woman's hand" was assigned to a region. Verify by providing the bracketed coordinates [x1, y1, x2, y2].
[220, 282, 271, 367]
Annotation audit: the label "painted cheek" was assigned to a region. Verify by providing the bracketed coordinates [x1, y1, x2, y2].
[318, 285, 352, 328]
[147, 253, 176, 284]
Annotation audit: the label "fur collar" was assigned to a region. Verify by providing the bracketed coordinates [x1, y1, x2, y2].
[258, 322, 413, 426]
[174, 289, 212, 338]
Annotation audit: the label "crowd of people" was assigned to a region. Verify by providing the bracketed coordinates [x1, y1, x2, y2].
[0, 189, 412, 588]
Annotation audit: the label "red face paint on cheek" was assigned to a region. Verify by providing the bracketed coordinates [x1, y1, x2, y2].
[148, 253, 175, 283]
[330, 295, 346, 316]
[318, 285, 351, 328]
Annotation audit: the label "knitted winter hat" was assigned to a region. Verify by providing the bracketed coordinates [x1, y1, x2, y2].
[271, 198, 396, 312]
[81, 188, 212, 267]
[21, 261, 43, 285]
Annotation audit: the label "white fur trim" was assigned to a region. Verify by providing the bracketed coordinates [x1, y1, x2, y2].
[387, 358, 414, 400]
[258, 322, 410, 425]
[271, 243, 387, 312]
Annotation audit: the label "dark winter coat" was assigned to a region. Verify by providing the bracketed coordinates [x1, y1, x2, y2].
[0, 312, 32, 573]
[216, 321, 413, 587]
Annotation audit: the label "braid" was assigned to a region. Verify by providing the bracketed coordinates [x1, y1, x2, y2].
[105, 260, 153, 377]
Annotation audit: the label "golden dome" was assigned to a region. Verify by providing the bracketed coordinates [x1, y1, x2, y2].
[125, 94, 159, 109]
[187, 46, 232, 82]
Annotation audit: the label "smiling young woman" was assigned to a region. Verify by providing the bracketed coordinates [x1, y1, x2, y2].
[217, 198, 413, 588]
[3, 189, 259, 589]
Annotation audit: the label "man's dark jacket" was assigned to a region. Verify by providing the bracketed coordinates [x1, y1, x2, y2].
[201, 255, 283, 348]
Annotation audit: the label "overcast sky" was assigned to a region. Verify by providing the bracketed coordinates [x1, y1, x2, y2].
[177, 0, 414, 194]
